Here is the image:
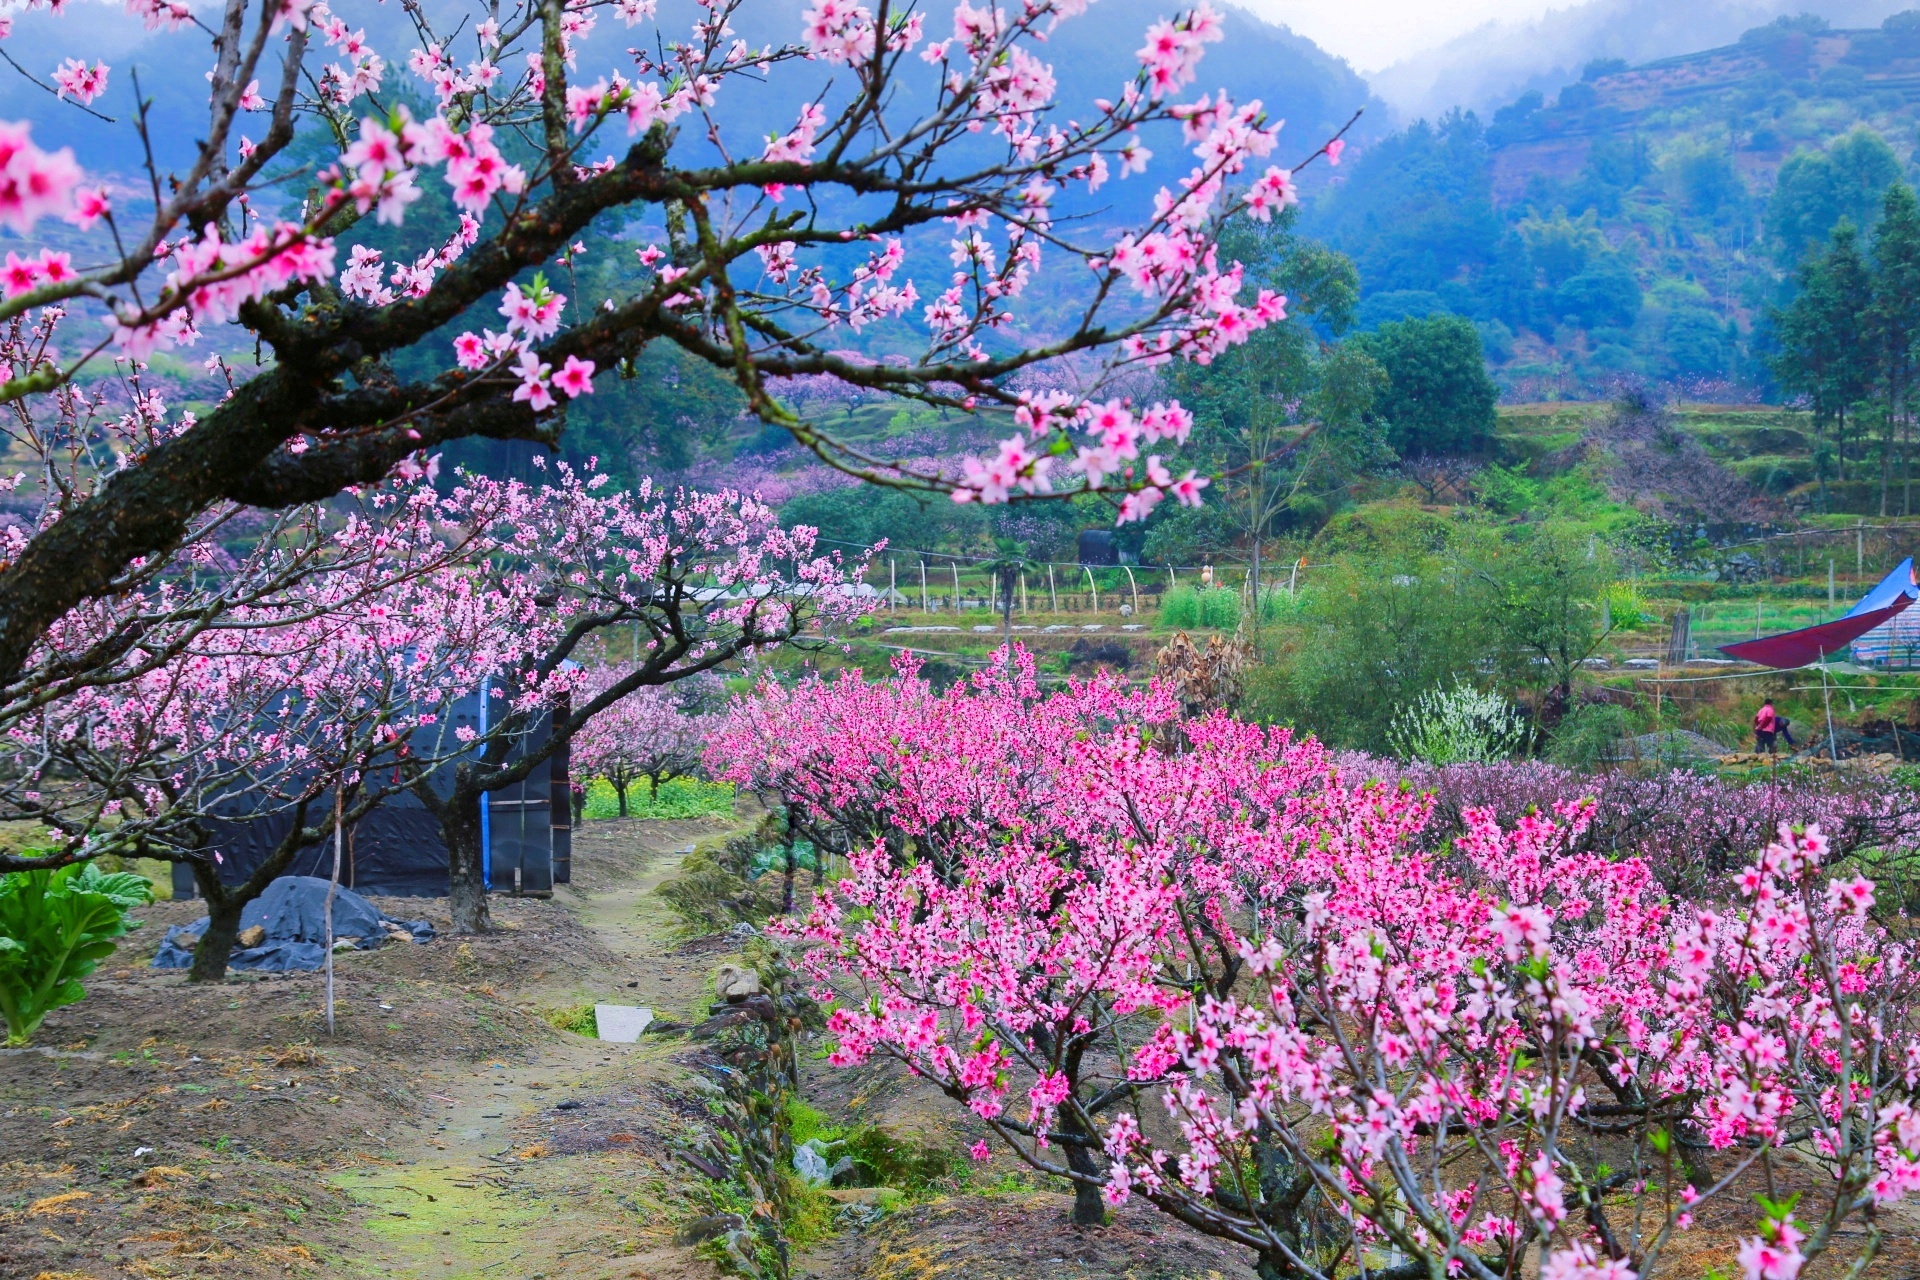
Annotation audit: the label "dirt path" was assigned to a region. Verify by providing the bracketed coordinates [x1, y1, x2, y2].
[321, 817, 743, 1280]
[0, 815, 748, 1280]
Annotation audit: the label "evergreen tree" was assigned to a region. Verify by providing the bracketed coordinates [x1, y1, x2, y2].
[1769, 222, 1875, 505]
[1869, 182, 1920, 516]
[1351, 315, 1500, 456]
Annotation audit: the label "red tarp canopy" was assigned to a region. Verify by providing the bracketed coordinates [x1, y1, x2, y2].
[1718, 594, 1916, 669]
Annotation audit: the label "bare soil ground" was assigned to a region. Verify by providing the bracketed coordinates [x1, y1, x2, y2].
[0, 817, 738, 1280]
[8, 812, 1916, 1280]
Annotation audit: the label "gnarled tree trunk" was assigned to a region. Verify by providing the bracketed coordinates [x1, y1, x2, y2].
[187, 863, 245, 985]
[183, 801, 318, 982]
[1062, 1130, 1106, 1225]
[444, 802, 492, 935]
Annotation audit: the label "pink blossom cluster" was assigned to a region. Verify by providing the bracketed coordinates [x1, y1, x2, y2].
[0, 120, 80, 235]
[115, 222, 337, 358]
[312, 2, 387, 104]
[340, 213, 480, 306]
[713, 650, 1920, 1280]
[447, 274, 600, 407]
[2, 249, 75, 299]
[51, 59, 108, 106]
[932, 5, 1308, 517]
[564, 73, 693, 138]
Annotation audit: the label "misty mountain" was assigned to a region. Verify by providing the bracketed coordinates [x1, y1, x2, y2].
[1303, 9, 1920, 402]
[0, 0, 1377, 202]
[1371, 0, 1916, 121]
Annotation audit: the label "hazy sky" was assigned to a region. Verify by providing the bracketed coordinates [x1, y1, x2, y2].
[1243, 0, 1567, 71]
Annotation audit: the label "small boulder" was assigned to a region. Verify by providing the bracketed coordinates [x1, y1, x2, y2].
[237, 925, 267, 948]
[713, 963, 762, 1002]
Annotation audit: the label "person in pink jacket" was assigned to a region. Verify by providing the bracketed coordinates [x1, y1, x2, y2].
[1754, 700, 1796, 754]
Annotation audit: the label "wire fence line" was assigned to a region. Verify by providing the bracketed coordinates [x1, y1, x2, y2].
[817, 524, 1917, 586]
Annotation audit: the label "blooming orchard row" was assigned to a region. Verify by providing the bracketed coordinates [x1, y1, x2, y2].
[1346, 753, 1920, 893]
[712, 648, 1920, 1280]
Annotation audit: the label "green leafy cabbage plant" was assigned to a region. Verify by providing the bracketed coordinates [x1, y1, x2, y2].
[0, 862, 155, 1046]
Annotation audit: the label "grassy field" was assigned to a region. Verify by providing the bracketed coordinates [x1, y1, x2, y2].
[580, 775, 736, 820]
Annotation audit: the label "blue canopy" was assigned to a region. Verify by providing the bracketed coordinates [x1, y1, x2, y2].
[1848, 557, 1918, 617]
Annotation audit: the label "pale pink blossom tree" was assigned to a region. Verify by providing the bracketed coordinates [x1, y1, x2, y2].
[569, 674, 716, 817]
[0, 322, 865, 938]
[0, 473, 531, 978]
[396, 462, 872, 932]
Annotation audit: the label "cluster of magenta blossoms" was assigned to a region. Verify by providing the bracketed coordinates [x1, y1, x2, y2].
[712, 647, 1920, 1280]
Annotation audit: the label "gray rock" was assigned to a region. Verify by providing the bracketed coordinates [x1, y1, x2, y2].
[714, 963, 762, 1001]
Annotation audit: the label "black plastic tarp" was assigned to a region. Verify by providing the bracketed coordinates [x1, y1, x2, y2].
[151, 875, 434, 972]
[171, 790, 451, 900]
[170, 684, 571, 899]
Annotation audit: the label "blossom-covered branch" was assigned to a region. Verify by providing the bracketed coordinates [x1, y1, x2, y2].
[0, 0, 1354, 692]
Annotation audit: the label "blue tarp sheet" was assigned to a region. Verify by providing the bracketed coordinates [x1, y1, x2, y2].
[152, 875, 434, 972]
[1849, 558, 1918, 617]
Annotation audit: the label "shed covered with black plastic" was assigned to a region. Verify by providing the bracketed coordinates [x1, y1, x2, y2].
[171, 679, 572, 900]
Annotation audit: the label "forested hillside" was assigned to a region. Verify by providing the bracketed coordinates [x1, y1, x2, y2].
[1307, 11, 1920, 400]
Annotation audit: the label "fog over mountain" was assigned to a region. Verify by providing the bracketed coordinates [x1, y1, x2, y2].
[1371, 0, 1917, 120]
[0, 0, 1379, 191]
